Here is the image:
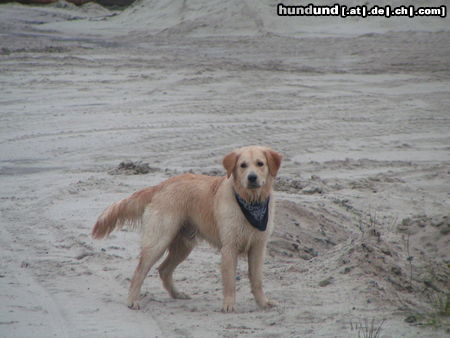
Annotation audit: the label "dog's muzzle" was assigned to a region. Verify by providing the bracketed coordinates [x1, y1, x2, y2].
[247, 173, 260, 189]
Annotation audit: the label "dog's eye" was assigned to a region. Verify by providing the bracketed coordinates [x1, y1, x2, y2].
[257, 161, 264, 167]
[240, 162, 248, 169]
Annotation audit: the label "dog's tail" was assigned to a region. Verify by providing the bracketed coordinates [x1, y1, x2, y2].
[92, 185, 161, 239]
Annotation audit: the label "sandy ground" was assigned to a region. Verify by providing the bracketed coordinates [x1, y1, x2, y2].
[1, 1, 449, 337]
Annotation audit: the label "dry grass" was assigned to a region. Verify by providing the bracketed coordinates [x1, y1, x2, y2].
[350, 318, 385, 338]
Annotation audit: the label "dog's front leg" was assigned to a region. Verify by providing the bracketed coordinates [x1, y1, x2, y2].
[248, 243, 276, 309]
[220, 247, 237, 312]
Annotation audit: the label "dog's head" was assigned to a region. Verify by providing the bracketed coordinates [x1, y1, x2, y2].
[223, 146, 282, 202]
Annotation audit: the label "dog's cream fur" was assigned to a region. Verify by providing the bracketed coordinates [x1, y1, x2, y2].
[92, 146, 282, 312]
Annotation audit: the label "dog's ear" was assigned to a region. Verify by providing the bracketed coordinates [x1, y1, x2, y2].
[223, 151, 239, 178]
[265, 150, 283, 177]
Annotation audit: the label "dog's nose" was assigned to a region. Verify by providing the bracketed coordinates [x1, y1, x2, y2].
[248, 173, 258, 183]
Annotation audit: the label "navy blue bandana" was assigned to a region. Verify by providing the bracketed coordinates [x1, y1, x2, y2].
[235, 193, 270, 231]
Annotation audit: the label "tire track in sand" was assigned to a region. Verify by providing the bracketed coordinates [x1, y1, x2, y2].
[0, 224, 70, 338]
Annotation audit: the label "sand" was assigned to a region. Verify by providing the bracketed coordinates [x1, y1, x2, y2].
[1, 1, 449, 337]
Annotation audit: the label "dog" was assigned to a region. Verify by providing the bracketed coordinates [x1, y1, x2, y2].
[92, 146, 282, 312]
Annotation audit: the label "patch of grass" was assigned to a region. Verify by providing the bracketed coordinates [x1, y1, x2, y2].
[424, 293, 450, 330]
[350, 318, 385, 338]
[402, 233, 414, 289]
[431, 293, 450, 316]
[406, 293, 450, 331]
[356, 211, 381, 242]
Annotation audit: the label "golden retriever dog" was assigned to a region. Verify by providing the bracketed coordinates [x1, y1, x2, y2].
[92, 146, 282, 312]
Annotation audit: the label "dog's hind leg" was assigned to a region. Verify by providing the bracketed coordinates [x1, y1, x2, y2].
[158, 233, 195, 299]
[127, 244, 167, 309]
[127, 213, 181, 310]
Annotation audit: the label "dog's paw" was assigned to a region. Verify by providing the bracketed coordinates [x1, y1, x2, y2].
[265, 298, 278, 308]
[258, 298, 277, 309]
[222, 304, 235, 313]
[127, 300, 141, 310]
[221, 300, 236, 313]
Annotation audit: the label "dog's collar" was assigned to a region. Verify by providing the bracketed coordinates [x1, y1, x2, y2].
[234, 192, 270, 232]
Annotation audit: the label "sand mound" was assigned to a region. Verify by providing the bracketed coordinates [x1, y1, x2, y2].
[113, 0, 449, 37]
[30, 0, 450, 43]
[272, 199, 449, 329]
